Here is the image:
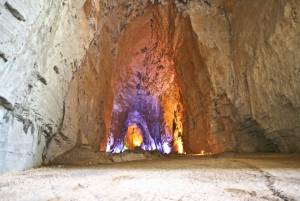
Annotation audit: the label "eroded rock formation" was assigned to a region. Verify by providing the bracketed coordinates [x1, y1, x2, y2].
[0, 0, 299, 173]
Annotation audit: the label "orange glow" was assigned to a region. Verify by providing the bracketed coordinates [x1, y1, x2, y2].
[174, 137, 184, 154]
[160, 77, 184, 154]
[190, 150, 213, 156]
[124, 124, 143, 150]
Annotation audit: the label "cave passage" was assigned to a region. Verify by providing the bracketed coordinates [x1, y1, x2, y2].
[100, 2, 188, 155]
[106, 92, 182, 154]
[2, 1, 300, 200]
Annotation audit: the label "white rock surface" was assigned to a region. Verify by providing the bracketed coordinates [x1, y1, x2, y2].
[0, 0, 96, 173]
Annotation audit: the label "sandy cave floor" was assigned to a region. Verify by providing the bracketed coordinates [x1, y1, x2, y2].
[0, 154, 300, 201]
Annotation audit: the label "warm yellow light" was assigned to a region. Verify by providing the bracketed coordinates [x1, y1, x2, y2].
[133, 134, 143, 147]
[174, 137, 184, 154]
[124, 124, 143, 150]
[190, 150, 213, 156]
[161, 96, 184, 154]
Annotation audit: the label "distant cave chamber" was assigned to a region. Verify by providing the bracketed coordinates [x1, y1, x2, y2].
[95, 2, 193, 155]
[93, 1, 211, 155]
[106, 94, 184, 154]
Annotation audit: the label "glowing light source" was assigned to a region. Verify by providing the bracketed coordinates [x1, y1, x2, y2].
[162, 141, 172, 154]
[106, 92, 184, 154]
[190, 150, 213, 156]
[174, 137, 184, 154]
[124, 124, 143, 150]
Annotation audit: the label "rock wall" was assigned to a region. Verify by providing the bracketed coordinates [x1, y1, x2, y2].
[229, 0, 300, 152]
[0, 0, 97, 173]
[44, 0, 151, 162]
[188, 0, 300, 152]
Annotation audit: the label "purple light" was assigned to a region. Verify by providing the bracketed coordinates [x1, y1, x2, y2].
[162, 142, 172, 154]
[106, 92, 173, 154]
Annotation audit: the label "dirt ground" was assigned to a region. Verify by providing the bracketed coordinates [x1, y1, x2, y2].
[0, 154, 300, 201]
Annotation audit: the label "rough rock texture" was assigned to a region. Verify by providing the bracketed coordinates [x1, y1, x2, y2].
[50, 0, 300, 155]
[0, 0, 300, 173]
[188, 0, 300, 153]
[0, 0, 98, 173]
[44, 0, 151, 162]
[106, 2, 186, 154]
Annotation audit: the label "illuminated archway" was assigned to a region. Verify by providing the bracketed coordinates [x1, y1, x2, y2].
[98, 1, 213, 156]
[124, 124, 143, 150]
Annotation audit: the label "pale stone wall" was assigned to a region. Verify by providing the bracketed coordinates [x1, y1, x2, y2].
[188, 0, 300, 152]
[0, 0, 97, 173]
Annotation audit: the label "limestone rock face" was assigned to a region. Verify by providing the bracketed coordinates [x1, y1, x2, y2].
[188, 0, 300, 152]
[0, 0, 97, 173]
[0, 0, 300, 173]
[229, 0, 300, 152]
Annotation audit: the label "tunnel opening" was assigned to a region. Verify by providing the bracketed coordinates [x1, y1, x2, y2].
[106, 89, 183, 154]
[124, 124, 143, 151]
[94, 0, 215, 156]
[102, 3, 187, 155]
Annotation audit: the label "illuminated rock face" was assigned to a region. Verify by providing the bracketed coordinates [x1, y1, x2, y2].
[1, 0, 300, 173]
[105, 4, 184, 154]
[47, 0, 300, 156]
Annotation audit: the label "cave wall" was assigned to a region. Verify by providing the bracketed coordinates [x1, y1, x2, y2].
[188, 0, 300, 152]
[1, 0, 300, 173]
[0, 0, 98, 173]
[229, 0, 300, 152]
[45, 0, 151, 162]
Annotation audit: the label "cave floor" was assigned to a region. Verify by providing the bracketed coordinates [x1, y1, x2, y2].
[0, 154, 300, 201]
